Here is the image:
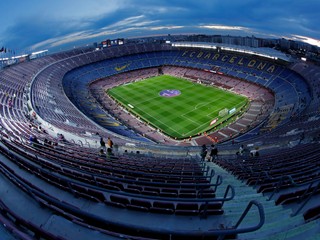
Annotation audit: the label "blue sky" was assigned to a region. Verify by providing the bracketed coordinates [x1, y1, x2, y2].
[0, 0, 320, 54]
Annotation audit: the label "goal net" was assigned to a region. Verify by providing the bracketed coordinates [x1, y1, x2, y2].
[219, 108, 229, 117]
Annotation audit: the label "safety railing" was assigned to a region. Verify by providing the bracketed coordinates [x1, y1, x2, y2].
[291, 180, 320, 217]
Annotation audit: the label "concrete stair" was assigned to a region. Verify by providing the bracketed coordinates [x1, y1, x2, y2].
[0, 224, 16, 240]
[208, 162, 319, 239]
[252, 219, 320, 240]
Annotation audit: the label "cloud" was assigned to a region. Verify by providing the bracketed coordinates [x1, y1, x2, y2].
[0, 0, 128, 50]
[30, 31, 88, 50]
[101, 15, 159, 30]
[1, 0, 320, 52]
[199, 25, 250, 31]
[290, 35, 320, 48]
[29, 15, 161, 50]
[149, 26, 184, 31]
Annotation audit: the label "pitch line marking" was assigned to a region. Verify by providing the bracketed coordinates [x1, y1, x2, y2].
[109, 91, 182, 136]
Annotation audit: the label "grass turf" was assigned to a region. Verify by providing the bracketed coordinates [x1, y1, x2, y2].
[107, 75, 248, 139]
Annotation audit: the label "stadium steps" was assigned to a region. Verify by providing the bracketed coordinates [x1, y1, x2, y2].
[227, 127, 238, 133]
[239, 218, 320, 240]
[208, 162, 318, 239]
[249, 108, 260, 112]
[235, 122, 246, 127]
[218, 132, 229, 138]
[0, 224, 16, 240]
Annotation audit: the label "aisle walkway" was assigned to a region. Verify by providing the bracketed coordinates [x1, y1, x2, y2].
[207, 161, 320, 239]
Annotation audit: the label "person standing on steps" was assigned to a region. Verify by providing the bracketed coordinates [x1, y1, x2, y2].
[209, 144, 218, 161]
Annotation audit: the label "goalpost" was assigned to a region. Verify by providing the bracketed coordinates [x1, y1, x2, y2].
[219, 108, 229, 117]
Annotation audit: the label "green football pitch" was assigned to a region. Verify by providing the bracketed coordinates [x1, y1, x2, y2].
[107, 75, 248, 139]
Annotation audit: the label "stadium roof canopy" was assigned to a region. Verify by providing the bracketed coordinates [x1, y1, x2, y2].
[172, 42, 292, 62]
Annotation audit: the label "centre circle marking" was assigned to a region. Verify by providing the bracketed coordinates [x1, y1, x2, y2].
[159, 89, 181, 98]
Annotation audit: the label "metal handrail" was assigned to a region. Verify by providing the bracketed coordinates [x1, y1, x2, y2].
[202, 200, 264, 239]
[253, 171, 269, 187]
[291, 180, 320, 217]
[208, 167, 216, 181]
[214, 175, 222, 192]
[233, 200, 265, 232]
[267, 174, 320, 201]
[298, 180, 318, 203]
[267, 175, 295, 201]
[222, 184, 235, 204]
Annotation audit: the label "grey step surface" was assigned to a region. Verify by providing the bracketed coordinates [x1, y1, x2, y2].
[242, 219, 320, 240]
[0, 224, 17, 240]
[207, 161, 319, 239]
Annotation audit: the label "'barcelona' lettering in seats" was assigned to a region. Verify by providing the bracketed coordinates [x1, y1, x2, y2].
[181, 50, 277, 73]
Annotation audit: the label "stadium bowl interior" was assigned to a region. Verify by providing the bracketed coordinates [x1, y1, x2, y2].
[0, 39, 320, 239]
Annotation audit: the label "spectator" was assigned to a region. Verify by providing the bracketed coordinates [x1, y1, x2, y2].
[107, 137, 113, 148]
[107, 147, 114, 158]
[29, 134, 35, 145]
[52, 142, 62, 151]
[32, 111, 37, 119]
[29, 134, 40, 148]
[200, 144, 208, 161]
[57, 133, 66, 142]
[100, 137, 106, 152]
[8, 98, 13, 108]
[43, 138, 50, 148]
[209, 144, 218, 161]
[99, 149, 106, 158]
[30, 124, 37, 132]
[237, 144, 245, 156]
[38, 125, 47, 134]
[250, 147, 260, 157]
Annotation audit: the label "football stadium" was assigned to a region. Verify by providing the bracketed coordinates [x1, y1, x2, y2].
[0, 34, 320, 240]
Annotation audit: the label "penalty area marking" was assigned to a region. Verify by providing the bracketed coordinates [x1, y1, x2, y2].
[194, 102, 208, 109]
